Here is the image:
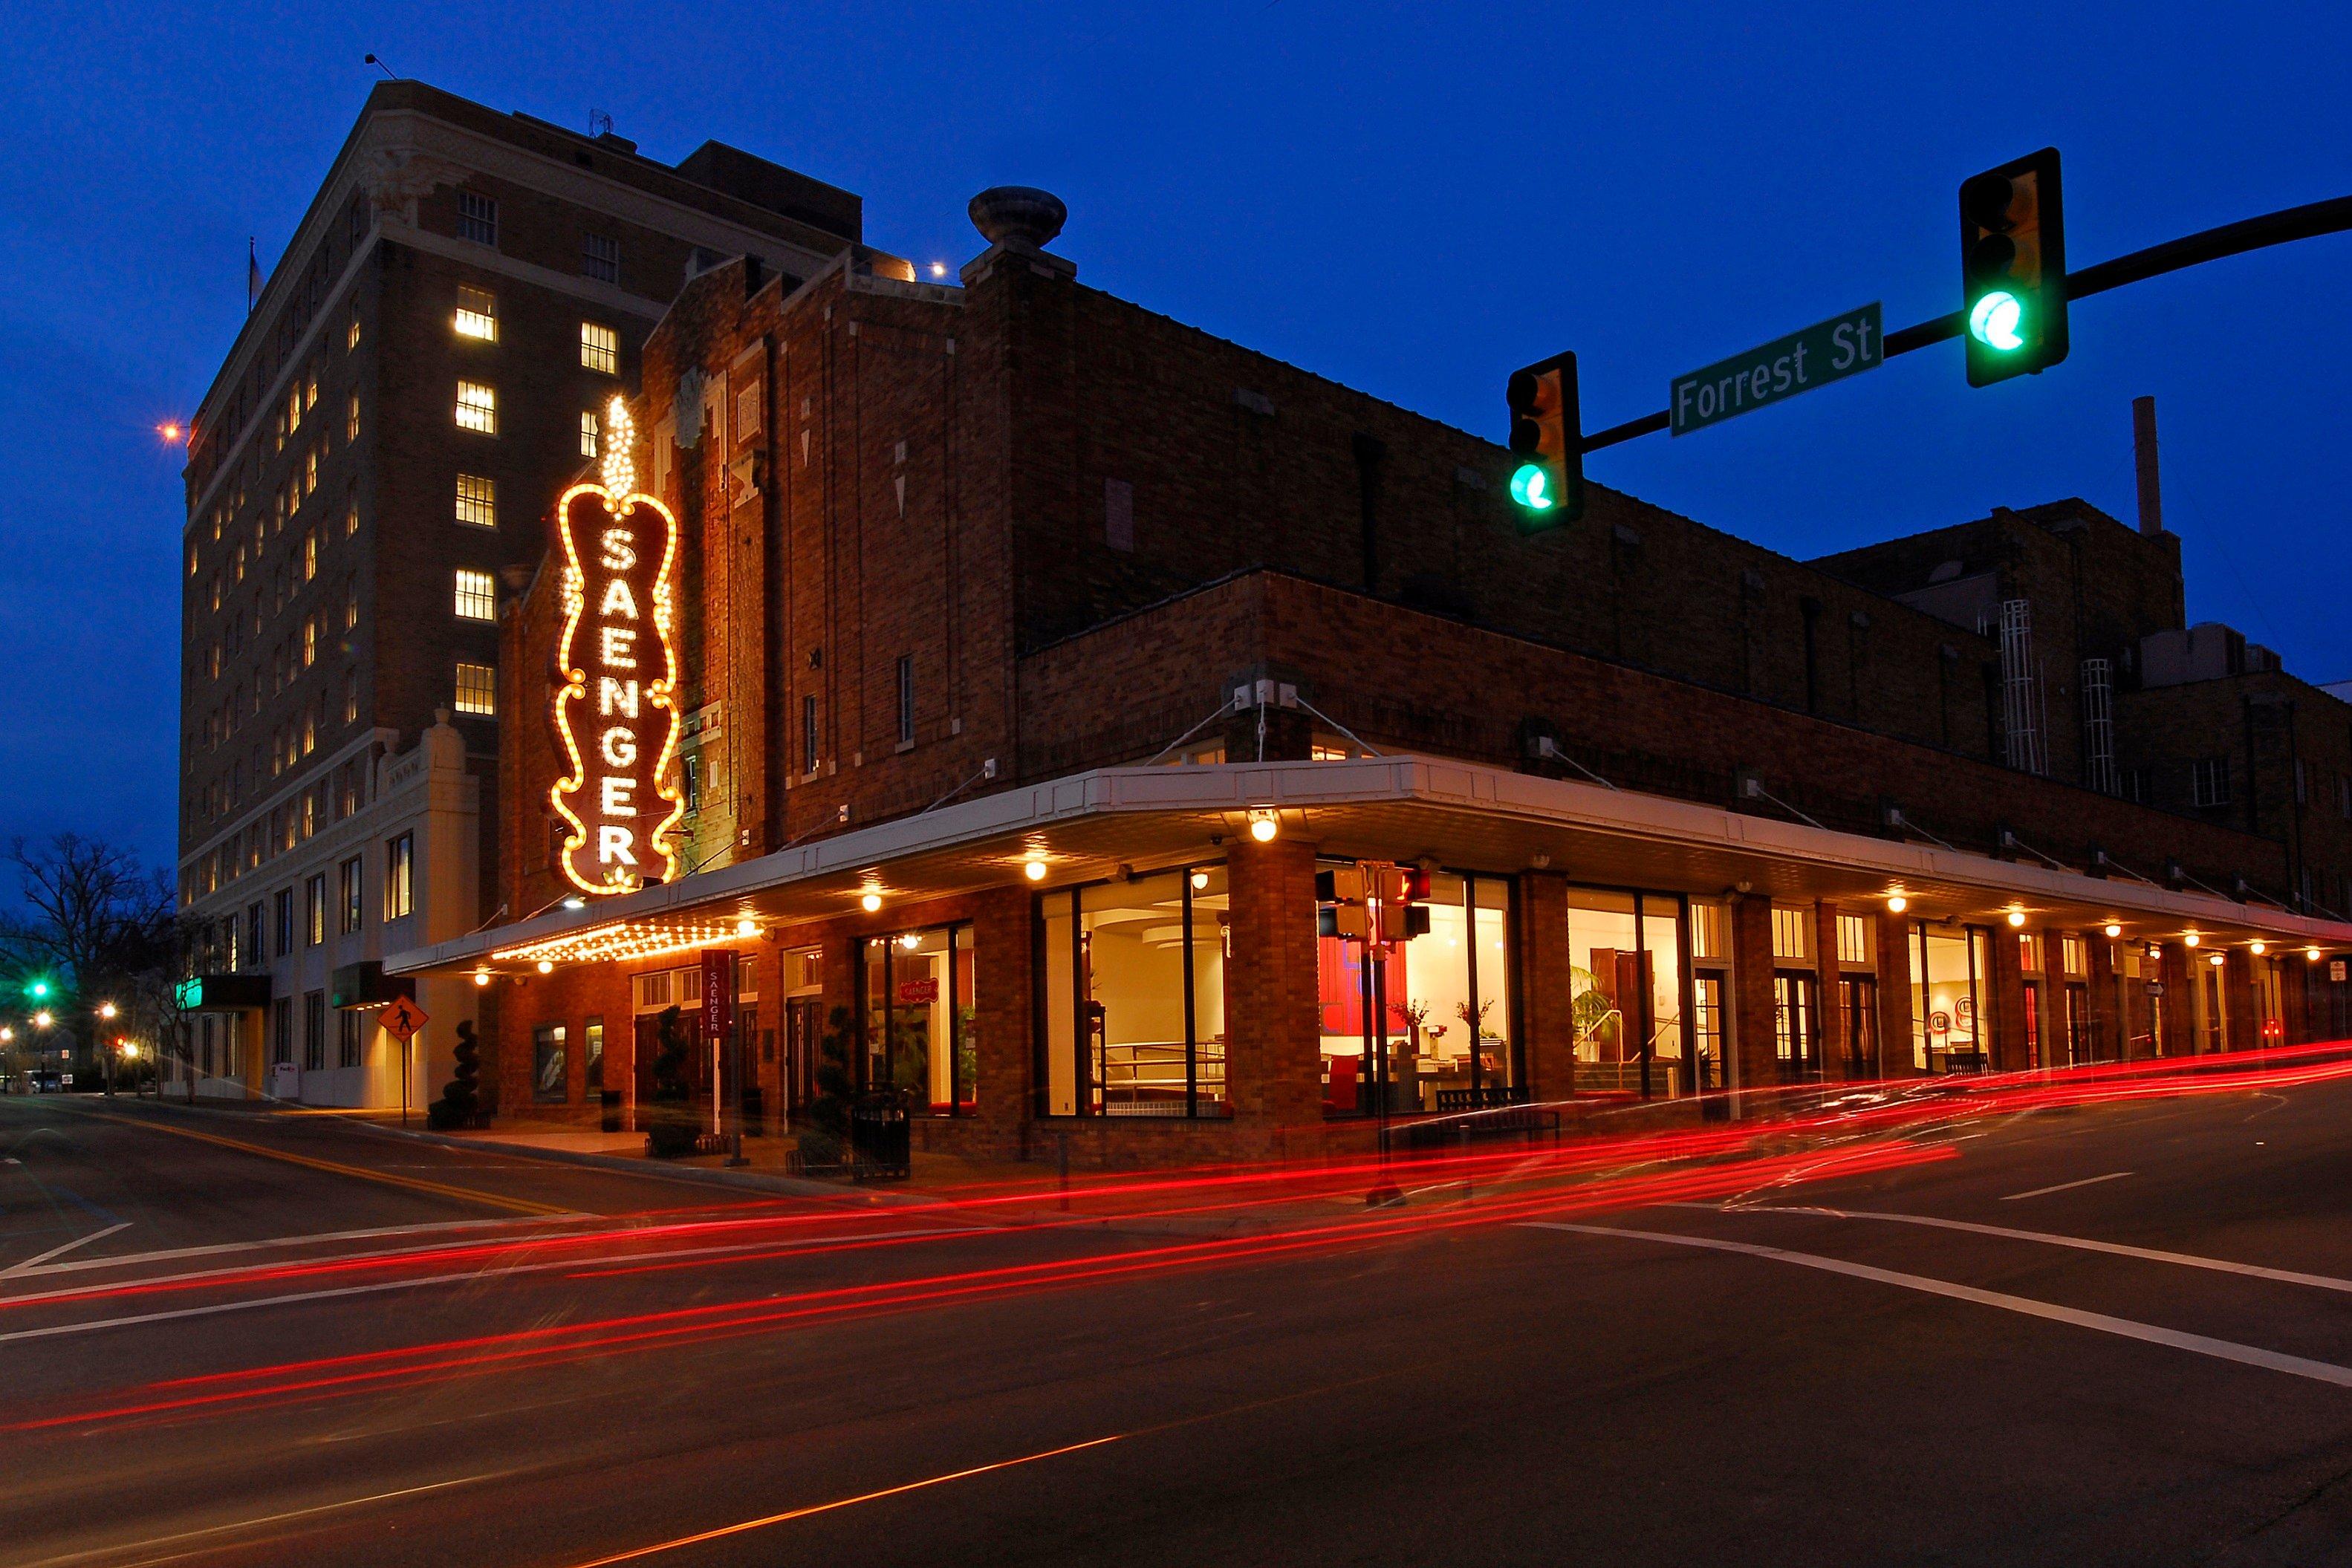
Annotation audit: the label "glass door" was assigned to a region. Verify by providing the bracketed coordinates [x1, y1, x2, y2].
[1774, 972, 1820, 1081]
[1841, 975, 1877, 1077]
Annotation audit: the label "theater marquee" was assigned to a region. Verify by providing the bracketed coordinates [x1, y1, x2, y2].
[550, 396, 683, 896]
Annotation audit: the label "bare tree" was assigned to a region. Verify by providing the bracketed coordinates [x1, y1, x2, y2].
[0, 834, 178, 1090]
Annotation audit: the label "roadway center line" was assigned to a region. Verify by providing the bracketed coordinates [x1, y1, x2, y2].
[1528, 1220, 2352, 1390]
[1, 1223, 130, 1276]
[1676, 1202, 2352, 1297]
[2003, 1171, 2135, 1200]
[0, 1215, 591, 1281]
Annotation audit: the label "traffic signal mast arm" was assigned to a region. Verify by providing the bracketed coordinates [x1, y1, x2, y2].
[1576, 191, 2352, 455]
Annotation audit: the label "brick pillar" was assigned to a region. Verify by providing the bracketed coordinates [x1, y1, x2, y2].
[2223, 949, 2258, 1053]
[2087, 938, 2120, 1063]
[2284, 956, 2313, 1046]
[1876, 908, 1915, 1077]
[1517, 872, 1574, 1101]
[969, 887, 1034, 1154]
[1988, 925, 2030, 1072]
[2038, 925, 2070, 1068]
[1730, 895, 1777, 1104]
[2160, 944, 2195, 1054]
[1224, 835, 1322, 1148]
[1813, 901, 1848, 1080]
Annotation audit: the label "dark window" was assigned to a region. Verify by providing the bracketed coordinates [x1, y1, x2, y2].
[339, 856, 363, 935]
[455, 190, 498, 247]
[274, 888, 293, 957]
[582, 232, 620, 284]
[2192, 757, 2231, 808]
[681, 752, 703, 814]
[338, 1008, 363, 1069]
[802, 695, 819, 775]
[246, 903, 264, 971]
[303, 990, 326, 1071]
[272, 997, 292, 1064]
[896, 654, 915, 746]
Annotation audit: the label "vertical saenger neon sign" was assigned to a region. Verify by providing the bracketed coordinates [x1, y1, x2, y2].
[550, 395, 683, 895]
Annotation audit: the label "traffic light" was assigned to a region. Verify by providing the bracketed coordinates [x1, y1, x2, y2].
[1316, 866, 1368, 940]
[1960, 149, 2067, 386]
[1505, 353, 1582, 529]
[1376, 865, 1432, 946]
[24, 977, 51, 1003]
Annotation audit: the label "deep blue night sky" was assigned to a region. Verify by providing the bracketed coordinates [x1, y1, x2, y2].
[1, 2, 2346, 870]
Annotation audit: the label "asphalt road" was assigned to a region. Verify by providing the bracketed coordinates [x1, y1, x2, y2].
[6, 1067, 2352, 1567]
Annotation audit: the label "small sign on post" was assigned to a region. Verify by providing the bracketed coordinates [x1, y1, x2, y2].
[1671, 303, 1883, 436]
[380, 995, 429, 1043]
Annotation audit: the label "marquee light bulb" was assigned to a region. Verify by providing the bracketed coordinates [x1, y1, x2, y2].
[1886, 894, 1908, 914]
[735, 917, 758, 939]
[1969, 290, 2024, 351]
[861, 891, 883, 913]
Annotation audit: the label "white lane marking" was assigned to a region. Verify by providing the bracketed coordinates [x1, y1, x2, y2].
[1, 1222, 130, 1275]
[2003, 1171, 2135, 1201]
[1685, 1203, 2352, 1297]
[0, 1214, 589, 1283]
[21, 1465, 533, 1568]
[1529, 1221, 2352, 1390]
[0, 1226, 975, 1347]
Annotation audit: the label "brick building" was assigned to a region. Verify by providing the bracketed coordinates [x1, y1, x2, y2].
[172, 81, 863, 1105]
[389, 186, 2352, 1162]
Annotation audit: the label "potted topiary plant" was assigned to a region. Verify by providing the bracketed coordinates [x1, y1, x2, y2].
[426, 1020, 483, 1130]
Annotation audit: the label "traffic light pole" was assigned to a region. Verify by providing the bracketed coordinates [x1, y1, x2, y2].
[1576, 192, 2352, 456]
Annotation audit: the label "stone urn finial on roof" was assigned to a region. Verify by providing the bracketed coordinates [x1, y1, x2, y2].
[968, 186, 1067, 251]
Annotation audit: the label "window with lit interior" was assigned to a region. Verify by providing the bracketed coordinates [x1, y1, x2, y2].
[453, 570, 496, 622]
[453, 662, 496, 716]
[580, 322, 618, 374]
[455, 381, 496, 435]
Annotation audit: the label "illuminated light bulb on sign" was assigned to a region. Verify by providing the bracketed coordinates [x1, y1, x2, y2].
[1968, 290, 2025, 352]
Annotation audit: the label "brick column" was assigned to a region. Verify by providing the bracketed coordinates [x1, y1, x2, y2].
[1875, 908, 1915, 1077]
[2284, 956, 2313, 1046]
[1224, 835, 1322, 1148]
[2160, 943, 2195, 1054]
[1813, 901, 1848, 1080]
[2223, 949, 2258, 1053]
[1988, 925, 2030, 1071]
[1516, 871, 1574, 1101]
[2087, 938, 2121, 1063]
[2038, 925, 2070, 1067]
[968, 887, 1034, 1154]
[1730, 896, 1778, 1104]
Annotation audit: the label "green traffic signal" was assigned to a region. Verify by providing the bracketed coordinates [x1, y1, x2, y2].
[1509, 462, 1556, 511]
[1968, 290, 2025, 352]
[25, 978, 50, 1001]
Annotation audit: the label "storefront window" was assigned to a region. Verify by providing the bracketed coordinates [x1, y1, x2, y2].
[858, 924, 975, 1115]
[1566, 888, 1690, 1096]
[1038, 865, 1229, 1117]
[584, 1017, 604, 1091]
[533, 1023, 567, 1102]
[1318, 868, 1515, 1116]
[1911, 924, 1985, 1072]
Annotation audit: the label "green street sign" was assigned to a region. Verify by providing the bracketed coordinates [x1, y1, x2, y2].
[1670, 303, 1883, 436]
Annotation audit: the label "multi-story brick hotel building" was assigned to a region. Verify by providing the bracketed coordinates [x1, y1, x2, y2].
[185, 85, 2352, 1150]
[173, 82, 862, 1107]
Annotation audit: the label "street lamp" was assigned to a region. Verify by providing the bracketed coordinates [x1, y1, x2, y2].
[97, 1003, 119, 1098]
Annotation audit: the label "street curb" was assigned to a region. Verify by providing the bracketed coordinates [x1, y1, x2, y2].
[351, 1117, 925, 1206]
